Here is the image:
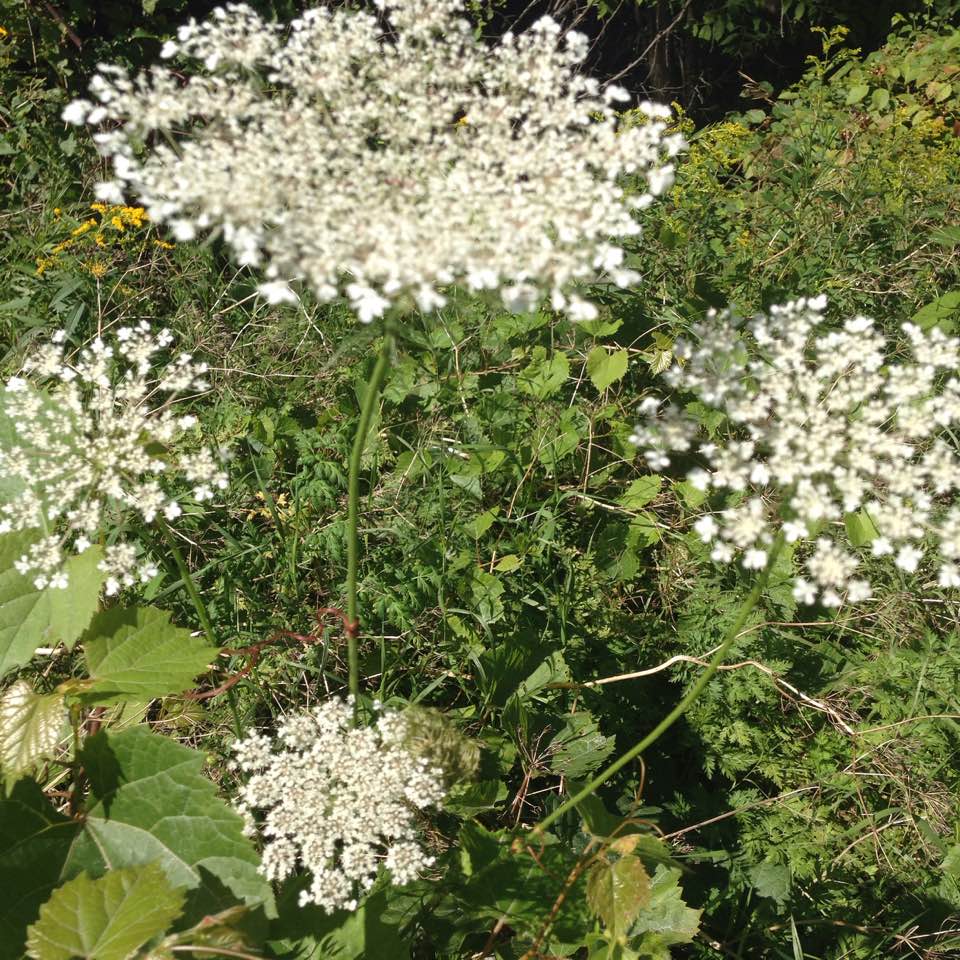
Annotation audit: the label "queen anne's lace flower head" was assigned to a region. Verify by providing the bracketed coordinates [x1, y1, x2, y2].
[0, 323, 227, 592]
[64, 0, 683, 323]
[231, 698, 446, 912]
[631, 296, 960, 606]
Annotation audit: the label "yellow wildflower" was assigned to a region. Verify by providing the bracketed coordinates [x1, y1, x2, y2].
[153, 238, 175, 249]
[0, 27, 8, 40]
[90, 202, 108, 214]
[71, 219, 96, 237]
[53, 207, 61, 218]
[110, 215, 125, 231]
[88, 262, 108, 278]
[95, 235, 107, 247]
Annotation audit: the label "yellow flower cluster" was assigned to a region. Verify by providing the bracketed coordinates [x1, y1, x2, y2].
[36, 202, 171, 276]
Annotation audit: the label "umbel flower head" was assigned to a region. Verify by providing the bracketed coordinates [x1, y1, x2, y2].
[231, 698, 446, 912]
[631, 296, 960, 607]
[63, 0, 683, 323]
[0, 323, 227, 593]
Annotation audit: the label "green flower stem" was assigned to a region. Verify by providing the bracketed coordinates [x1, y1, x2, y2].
[345, 331, 394, 703]
[531, 532, 786, 838]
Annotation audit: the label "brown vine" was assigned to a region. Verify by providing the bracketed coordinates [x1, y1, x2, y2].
[182, 607, 355, 702]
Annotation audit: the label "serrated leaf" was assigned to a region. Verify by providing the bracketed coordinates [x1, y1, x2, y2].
[748, 862, 791, 906]
[548, 712, 616, 780]
[81, 606, 217, 704]
[586, 347, 629, 392]
[26, 862, 185, 960]
[0, 533, 104, 677]
[620, 475, 662, 510]
[629, 865, 701, 946]
[0, 681, 66, 780]
[0, 780, 81, 960]
[517, 347, 570, 400]
[586, 855, 651, 937]
[64, 726, 272, 922]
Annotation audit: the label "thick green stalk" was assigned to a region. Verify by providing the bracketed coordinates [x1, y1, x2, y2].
[345, 332, 394, 702]
[532, 532, 786, 837]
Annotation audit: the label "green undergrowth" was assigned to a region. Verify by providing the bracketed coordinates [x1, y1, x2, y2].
[1, 7, 960, 960]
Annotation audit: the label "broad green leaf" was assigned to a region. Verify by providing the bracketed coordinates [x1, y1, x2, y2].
[937, 844, 960, 907]
[748, 862, 791, 906]
[464, 507, 498, 539]
[586, 855, 651, 938]
[516, 347, 570, 400]
[0, 681, 66, 781]
[0, 533, 104, 677]
[870, 88, 890, 112]
[628, 512, 661, 548]
[81, 606, 217, 704]
[268, 882, 409, 960]
[844, 509, 878, 548]
[628, 865, 701, 946]
[493, 554, 522, 573]
[65, 726, 272, 921]
[26, 862, 185, 960]
[445, 778, 508, 816]
[845, 83, 869, 104]
[548, 712, 615, 780]
[911, 291, 960, 333]
[620, 476, 662, 510]
[0, 780, 81, 960]
[586, 347, 629, 392]
[536, 408, 586, 470]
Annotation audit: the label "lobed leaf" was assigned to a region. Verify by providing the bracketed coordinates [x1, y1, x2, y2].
[25, 862, 185, 960]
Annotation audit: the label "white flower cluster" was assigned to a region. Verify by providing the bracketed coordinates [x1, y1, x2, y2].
[631, 296, 960, 606]
[232, 698, 445, 912]
[63, 0, 683, 323]
[0, 323, 227, 592]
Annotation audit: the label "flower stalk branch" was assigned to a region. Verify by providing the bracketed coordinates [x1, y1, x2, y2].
[531, 532, 785, 838]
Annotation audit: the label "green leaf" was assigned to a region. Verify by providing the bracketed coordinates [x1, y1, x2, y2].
[748, 862, 791, 906]
[0, 681, 66, 781]
[548, 712, 616, 780]
[587, 855, 651, 938]
[845, 83, 869, 104]
[870, 88, 890, 112]
[65, 726, 272, 921]
[0, 533, 104, 677]
[911, 291, 960, 333]
[0, 780, 81, 960]
[268, 882, 409, 960]
[586, 347, 629, 392]
[620, 476, 662, 510]
[464, 507, 499, 539]
[931, 226, 960, 248]
[629, 865, 701, 947]
[844, 509, 878, 548]
[25, 862, 185, 960]
[516, 347, 570, 400]
[81, 606, 217, 704]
